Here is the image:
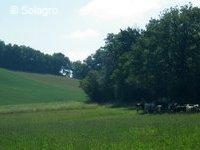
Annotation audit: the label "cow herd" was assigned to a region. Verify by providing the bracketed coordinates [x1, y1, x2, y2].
[136, 102, 200, 114]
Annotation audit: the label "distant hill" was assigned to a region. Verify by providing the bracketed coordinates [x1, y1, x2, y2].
[0, 68, 87, 106]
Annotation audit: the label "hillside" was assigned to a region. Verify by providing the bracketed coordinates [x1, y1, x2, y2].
[0, 68, 87, 106]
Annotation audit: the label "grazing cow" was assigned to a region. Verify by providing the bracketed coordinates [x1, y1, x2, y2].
[194, 104, 200, 112]
[155, 105, 162, 113]
[168, 103, 178, 113]
[186, 104, 199, 113]
[144, 103, 156, 113]
[168, 103, 186, 113]
[186, 104, 193, 112]
[136, 103, 144, 113]
[136, 103, 142, 112]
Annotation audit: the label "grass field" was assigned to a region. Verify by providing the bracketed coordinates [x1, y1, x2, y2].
[0, 68, 200, 149]
[0, 102, 200, 150]
[0, 68, 87, 105]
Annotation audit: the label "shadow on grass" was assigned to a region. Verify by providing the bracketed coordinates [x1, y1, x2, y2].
[86, 101, 138, 111]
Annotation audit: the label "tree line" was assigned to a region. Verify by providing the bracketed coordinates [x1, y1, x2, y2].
[79, 5, 200, 104]
[0, 41, 71, 75]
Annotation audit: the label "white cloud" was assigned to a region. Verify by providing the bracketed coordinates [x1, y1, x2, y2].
[79, 0, 200, 27]
[65, 49, 92, 61]
[166, 0, 200, 7]
[79, 0, 162, 20]
[189, 0, 200, 6]
[66, 29, 101, 39]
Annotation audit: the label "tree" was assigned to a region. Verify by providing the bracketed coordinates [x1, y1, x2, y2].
[0, 41, 71, 75]
[72, 61, 88, 79]
[81, 4, 200, 104]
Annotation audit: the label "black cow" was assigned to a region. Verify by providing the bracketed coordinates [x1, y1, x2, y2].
[136, 103, 144, 113]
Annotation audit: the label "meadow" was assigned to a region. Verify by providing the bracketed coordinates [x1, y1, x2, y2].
[0, 68, 200, 150]
[0, 102, 200, 150]
[0, 68, 87, 106]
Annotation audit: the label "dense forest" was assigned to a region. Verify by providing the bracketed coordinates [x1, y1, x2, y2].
[79, 5, 200, 104]
[0, 41, 71, 75]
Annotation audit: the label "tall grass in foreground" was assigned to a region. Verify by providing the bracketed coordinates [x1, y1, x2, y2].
[0, 102, 200, 150]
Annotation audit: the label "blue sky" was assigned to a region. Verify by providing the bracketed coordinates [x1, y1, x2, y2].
[0, 0, 200, 61]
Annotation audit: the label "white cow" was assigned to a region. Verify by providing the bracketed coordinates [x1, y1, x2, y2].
[186, 104, 199, 113]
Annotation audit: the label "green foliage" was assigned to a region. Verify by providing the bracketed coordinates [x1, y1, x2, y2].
[71, 61, 88, 79]
[0, 68, 87, 106]
[0, 42, 71, 75]
[81, 71, 103, 102]
[81, 4, 200, 104]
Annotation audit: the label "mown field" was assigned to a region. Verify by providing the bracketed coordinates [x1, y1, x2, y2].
[0, 68, 200, 149]
[0, 68, 87, 106]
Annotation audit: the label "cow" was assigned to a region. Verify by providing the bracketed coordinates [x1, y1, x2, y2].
[144, 103, 156, 114]
[155, 105, 162, 113]
[168, 103, 186, 113]
[168, 103, 178, 113]
[136, 103, 144, 113]
[186, 104, 199, 113]
[194, 104, 200, 112]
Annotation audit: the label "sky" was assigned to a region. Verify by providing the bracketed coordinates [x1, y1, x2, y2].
[0, 0, 200, 61]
